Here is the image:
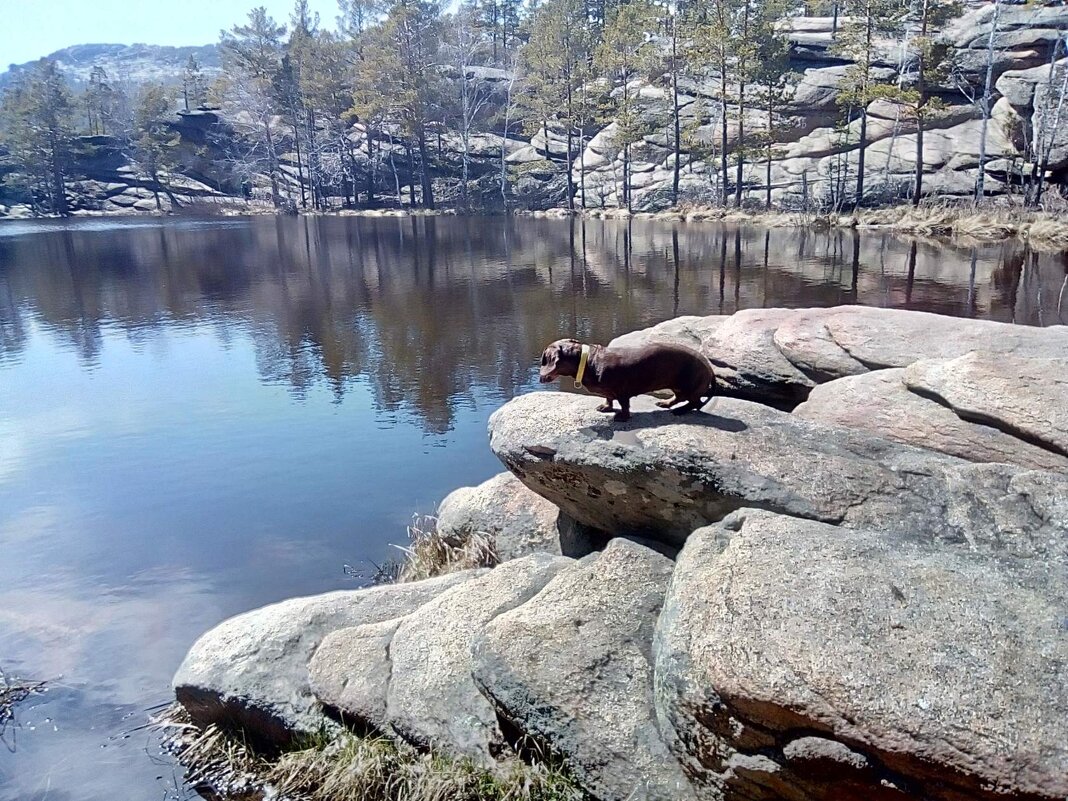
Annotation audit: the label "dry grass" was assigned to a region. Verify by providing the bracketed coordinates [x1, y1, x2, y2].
[156, 704, 588, 801]
[381, 515, 499, 584]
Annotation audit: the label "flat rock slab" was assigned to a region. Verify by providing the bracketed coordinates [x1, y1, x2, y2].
[386, 553, 571, 765]
[794, 369, 1068, 472]
[655, 508, 1068, 801]
[489, 392, 1068, 552]
[474, 539, 695, 801]
[612, 307, 1068, 408]
[774, 306, 1068, 377]
[905, 352, 1068, 458]
[436, 471, 569, 560]
[173, 570, 483, 746]
[611, 310, 814, 408]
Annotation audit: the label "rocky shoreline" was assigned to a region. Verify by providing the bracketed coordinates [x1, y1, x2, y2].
[169, 305, 1068, 801]
[6, 203, 1068, 251]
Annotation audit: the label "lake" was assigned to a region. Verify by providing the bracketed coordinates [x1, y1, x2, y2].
[0, 214, 1064, 800]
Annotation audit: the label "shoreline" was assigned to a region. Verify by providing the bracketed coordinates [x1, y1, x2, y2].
[3, 201, 1068, 248]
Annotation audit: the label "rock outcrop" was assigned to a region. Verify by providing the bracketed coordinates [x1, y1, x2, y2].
[489, 391, 1068, 547]
[795, 360, 1068, 471]
[384, 553, 570, 765]
[435, 471, 569, 560]
[474, 539, 694, 801]
[173, 305, 1068, 801]
[612, 305, 1068, 407]
[655, 508, 1068, 801]
[173, 569, 484, 747]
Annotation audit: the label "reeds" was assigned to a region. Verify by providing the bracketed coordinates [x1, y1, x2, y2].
[156, 704, 588, 801]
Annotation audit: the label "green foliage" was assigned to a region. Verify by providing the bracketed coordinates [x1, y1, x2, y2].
[0, 58, 76, 214]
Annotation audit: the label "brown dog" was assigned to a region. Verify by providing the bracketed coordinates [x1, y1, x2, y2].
[539, 338, 716, 422]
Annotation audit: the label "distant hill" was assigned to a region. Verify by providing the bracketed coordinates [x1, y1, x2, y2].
[0, 43, 221, 91]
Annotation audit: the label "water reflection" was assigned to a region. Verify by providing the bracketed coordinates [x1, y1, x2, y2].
[0, 215, 1064, 801]
[1, 216, 1062, 434]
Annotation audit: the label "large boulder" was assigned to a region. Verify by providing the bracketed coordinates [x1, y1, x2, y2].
[309, 617, 403, 734]
[173, 570, 483, 747]
[794, 368, 1068, 472]
[489, 392, 1068, 549]
[436, 471, 576, 560]
[473, 539, 695, 801]
[610, 309, 814, 408]
[654, 508, 1068, 801]
[905, 352, 1068, 458]
[384, 553, 571, 765]
[612, 307, 1068, 408]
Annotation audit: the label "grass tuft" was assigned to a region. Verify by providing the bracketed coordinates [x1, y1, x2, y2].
[394, 515, 499, 583]
[156, 704, 589, 801]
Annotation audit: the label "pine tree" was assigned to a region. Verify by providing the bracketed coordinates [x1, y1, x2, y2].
[219, 7, 288, 207]
[132, 84, 181, 210]
[522, 0, 593, 209]
[899, 0, 959, 205]
[0, 58, 75, 215]
[751, 4, 795, 208]
[688, 0, 737, 205]
[834, 0, 907, 206]
[182, 55, 206, 112]
[355, 0, 443, 208]
[596, 0, 658, 211]
[85, 65, 115, 135]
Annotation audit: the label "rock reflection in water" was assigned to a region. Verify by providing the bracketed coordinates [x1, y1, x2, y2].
[0, 215, 1063, 433]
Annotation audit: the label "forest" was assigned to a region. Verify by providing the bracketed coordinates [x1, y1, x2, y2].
[1, 0, 1066, 216]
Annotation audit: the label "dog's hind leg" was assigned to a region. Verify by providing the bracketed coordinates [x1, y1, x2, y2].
[613, 397, 631, 422]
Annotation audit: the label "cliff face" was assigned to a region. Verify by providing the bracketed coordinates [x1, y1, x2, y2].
[2, 3, 1066, 217]
[568, 3, 1068, 210]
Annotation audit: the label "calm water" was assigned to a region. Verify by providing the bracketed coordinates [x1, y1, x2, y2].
[0, 215, 1064, 800]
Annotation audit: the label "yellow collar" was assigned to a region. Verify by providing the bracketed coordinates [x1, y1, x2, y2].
[575, 344, 590, 388]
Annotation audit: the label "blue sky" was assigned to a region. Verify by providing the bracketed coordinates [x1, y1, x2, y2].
[0, 0, 340, 67]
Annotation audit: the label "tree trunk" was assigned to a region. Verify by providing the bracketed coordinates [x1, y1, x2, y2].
[1033, 38, 1068, 206]
[264, 120, 281, 208]
[913, 2, 930, 206]
[294, 119, 308, 208]
[566, 83, 575, 212]
[671, 22, 681, 207]
[49, 137, 69, 216]
[735, 2, 750, 208]
[366, 128, 376, 206]
[720, 73, 729, 206]
[735, 80, 746, 207]
[418, 125, 434, 209]
[975, 0, 1003, 205]
[405, 140, 416, 205]
[856, 111, 868, 207]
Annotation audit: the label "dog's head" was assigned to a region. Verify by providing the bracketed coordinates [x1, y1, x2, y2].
[539, 338, 583, 383]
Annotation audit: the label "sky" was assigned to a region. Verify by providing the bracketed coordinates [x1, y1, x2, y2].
[0, 0, 341, 67]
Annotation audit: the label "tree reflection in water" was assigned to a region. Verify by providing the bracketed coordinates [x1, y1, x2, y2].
[0, 215, 1063, 433]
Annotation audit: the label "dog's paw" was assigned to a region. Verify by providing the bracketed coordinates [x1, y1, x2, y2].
[613, 412, 631, 423]
[596, 403, 615, 413]
[656, 399, 676, 409]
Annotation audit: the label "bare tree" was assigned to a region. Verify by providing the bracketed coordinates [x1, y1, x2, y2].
[973, 0, 1003, 204]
